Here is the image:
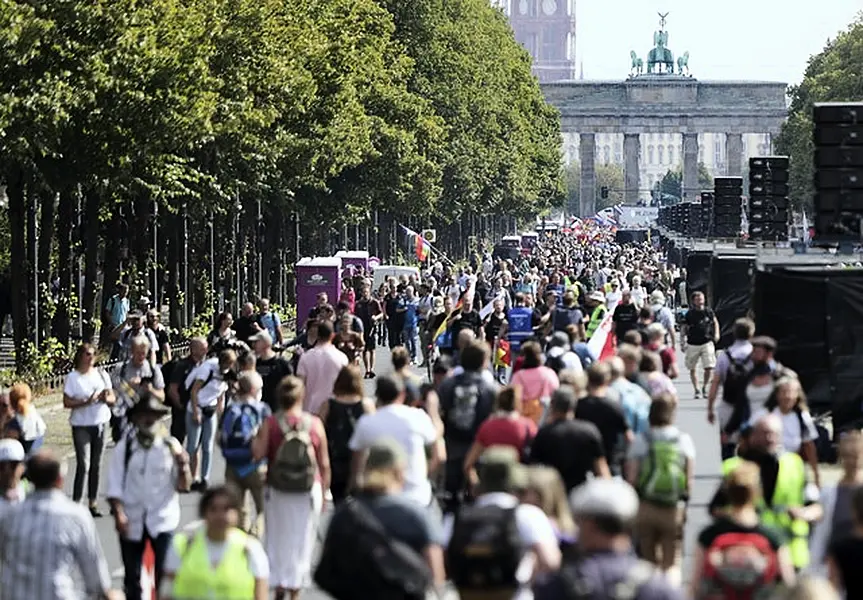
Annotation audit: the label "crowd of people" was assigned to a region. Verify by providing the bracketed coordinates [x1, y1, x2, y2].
[0, 226, 858, 600]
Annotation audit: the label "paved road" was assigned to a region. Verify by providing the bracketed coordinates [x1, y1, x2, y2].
[73, 345, 721, 596]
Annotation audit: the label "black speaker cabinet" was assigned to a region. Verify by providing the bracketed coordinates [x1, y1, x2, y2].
[814, 103, 863, 125]
[749, 197, 789, 211]
[815, 125, 863, 147]
[815, 147, 863, 168]
[814, 168, 863, 189]
[749, 169, 789, 183]
[749, 209, 789, 223]
[749, 156, 790, 169]
[749, 182, 790, 197]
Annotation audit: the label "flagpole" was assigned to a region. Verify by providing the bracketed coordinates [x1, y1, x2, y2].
[399, 223, 456, 266]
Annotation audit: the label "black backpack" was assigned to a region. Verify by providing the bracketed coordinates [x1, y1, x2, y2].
[560, 557, 655, 600]
[721, 352, 752, 406]
[446, 504, 522, 592]
[314, 498, 431, 600]
[545, 352, 567, 375]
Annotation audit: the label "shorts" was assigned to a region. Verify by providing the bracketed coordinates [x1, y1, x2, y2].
[364, 334, 376, 351]
[684, 342, 716, 370]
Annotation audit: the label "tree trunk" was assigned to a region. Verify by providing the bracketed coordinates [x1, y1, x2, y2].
[6, 166, 30, 370]
[37, 188, 56, 341]
[81, 187, 102, 343]
[99, 209, 123, 346]
[166, 207, 181, 330]
[53, 188, 74, 345]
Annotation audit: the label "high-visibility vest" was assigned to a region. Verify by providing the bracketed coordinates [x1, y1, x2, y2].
[586, 305, 606, 340]
[171, 528, 256, 600]
[721, 454, 810, 569]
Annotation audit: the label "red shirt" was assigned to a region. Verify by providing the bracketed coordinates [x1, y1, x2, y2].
[264, 412, 323, 484]
[475, 415, 537, 453]
[647, 343, 676, 376]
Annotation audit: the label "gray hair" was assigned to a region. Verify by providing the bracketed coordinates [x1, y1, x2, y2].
[237, 370, 263, 395]
[130, 335, 151, 351]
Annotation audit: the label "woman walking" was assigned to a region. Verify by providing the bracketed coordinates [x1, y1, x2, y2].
[253, 376, 330, 600]
[63, 343, 115, 516]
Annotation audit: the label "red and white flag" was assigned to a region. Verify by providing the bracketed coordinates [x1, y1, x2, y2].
[586, 311, 616, 361]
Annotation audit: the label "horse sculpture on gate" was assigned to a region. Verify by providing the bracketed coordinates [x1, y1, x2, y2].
[677, 51, 690, 75]
[630, 51, 644, 76]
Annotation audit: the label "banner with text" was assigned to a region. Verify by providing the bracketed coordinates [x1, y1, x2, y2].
[617, 207, 659, 230]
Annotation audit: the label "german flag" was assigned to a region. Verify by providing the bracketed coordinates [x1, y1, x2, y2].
[495, 339, 512, 367]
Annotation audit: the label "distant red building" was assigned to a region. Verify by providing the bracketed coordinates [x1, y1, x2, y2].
[505, 0, 576, 82]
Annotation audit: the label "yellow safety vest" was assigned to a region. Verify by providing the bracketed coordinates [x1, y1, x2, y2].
[171, 528, 256, 600]
[586, 305, 606, 340]
[721, 454, 810, 569]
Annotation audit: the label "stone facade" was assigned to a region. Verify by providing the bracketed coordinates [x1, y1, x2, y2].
[503, 0, 575, 83]
[542, 77, 788, 213]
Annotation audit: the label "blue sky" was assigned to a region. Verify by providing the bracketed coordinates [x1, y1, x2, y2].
[574, 1, 861, 84]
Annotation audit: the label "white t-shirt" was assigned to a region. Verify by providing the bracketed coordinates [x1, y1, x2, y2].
[162, 527, 269, 578]
[185, 358, 227, 409]
[63, 369, 113, 427]
[349, 404, 437, 507]
[750, 407, 818, 453]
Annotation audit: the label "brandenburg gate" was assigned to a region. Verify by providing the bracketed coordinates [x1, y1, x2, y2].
[541, 14, 788, 216]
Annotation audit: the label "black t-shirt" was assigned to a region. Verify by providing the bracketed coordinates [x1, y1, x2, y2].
[829, 536, 863, 598]
[453, 310, 482, 340]
[612, 303, 639, 342]
[354, 298, 381, 332]
[438, 371, 497, 459]
[384, 294, 403, 330]
[684, 307, 715, 346]
[698, 516, 785, 553]
[484, 313, 506, 345]
[149, 326, 170, 364]
[530, 419, 605, 491]
[574, 395, 630, 470]
[255, 355, 294, 411]
[234, 315, 258, 345]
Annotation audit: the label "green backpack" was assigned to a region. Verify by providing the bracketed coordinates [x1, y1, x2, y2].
[636, 431, 686, 507]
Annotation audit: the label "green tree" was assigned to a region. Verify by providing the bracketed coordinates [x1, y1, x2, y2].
[564, 162, 624, 214]
[776, 14, 863, 210]
[654, 163, 713, 203]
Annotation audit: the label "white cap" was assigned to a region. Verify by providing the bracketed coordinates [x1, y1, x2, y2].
[570, 478, 639, 521]
[0, 439, 25, 463]
[650, 290, 666, 304]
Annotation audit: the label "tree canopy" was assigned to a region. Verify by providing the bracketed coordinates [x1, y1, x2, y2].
[651, 164, 713, 204]
[564, 162, 625, 214]
[776, 13, 863, 210]
[0, 0, 563, 369]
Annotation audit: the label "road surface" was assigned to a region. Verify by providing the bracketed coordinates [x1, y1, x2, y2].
[72, 345, 723, 596]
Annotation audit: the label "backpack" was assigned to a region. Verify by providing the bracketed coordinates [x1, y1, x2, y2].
[545, 352, 567, 375]
[560, 558, 655, 600]
[314, 498, 431, 600]
[698, 531, 779, 600]
[325, 399, 363, 466]
[722, 352, 752, 406]
[446, 505, 522, 592]
[636, 431, 687, 506]
[268, 414, 317, 493]
[446, 378, 480, 438]
[552, 306, 581, 333]
[220, 404, 262, 466]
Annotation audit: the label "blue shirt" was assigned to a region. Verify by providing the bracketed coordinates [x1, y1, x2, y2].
[401, 298, 419, 330]
[258, 311, 281, 341]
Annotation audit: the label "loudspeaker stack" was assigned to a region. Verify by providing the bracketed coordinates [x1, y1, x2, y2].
[658, 206, 670, 228]
[698, 192, 713, 238]
[748, 156, 789, 242]
[813, 102, 863, 241]
[712, 177, 743, 238]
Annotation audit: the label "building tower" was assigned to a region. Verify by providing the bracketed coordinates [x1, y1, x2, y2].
[507, 0, 576, 82]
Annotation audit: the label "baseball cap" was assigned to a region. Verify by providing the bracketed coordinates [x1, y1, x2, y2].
[0, 439, 25, 463]
[570, 478, 639, 522]
[477, 446, 526, 493]
[250, 330, 273, 345]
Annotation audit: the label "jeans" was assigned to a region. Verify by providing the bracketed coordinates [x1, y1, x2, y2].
[403, 326, 418, 361]
[120, 528, 172, 600]
[185, 410, 217, 483]
[72, 424, 106, 503]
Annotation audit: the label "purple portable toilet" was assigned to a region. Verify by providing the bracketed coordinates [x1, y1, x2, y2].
[335, 250, 370, 276]
[295, 256, 342, 327]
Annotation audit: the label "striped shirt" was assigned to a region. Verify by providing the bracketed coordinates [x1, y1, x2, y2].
[0, 489, 111, 600]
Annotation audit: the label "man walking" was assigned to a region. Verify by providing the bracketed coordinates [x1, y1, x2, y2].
[0, 449, 118, 600]
[681, 291, 719, 399]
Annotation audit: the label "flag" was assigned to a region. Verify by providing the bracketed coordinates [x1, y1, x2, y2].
[586, 311, 616, 361]
[495, 339, 512, 368]
[400, 224, 432, 263]
[433, 293, 465, 345]
[802, 211, 811, 244]
[415, 235, 430, 262]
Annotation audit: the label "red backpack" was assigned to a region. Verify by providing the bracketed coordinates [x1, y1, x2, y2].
[698, 531, 779, 600]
